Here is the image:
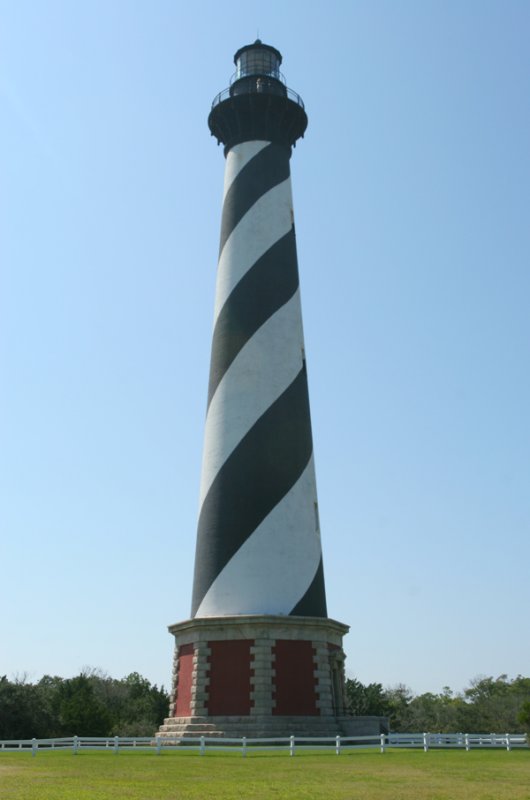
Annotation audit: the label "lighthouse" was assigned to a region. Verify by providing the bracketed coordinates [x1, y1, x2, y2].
[159, 41, 370, 740]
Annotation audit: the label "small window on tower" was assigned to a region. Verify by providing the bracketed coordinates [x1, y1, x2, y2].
[314, 502, 321, 534]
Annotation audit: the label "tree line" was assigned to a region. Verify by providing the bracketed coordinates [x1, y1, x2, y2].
[0, 670, 169, 740]
[345, 674, 530, 733]
[2, 670, 530, 739]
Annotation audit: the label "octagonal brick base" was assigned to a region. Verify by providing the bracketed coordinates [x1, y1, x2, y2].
[158, 615, 382, 739]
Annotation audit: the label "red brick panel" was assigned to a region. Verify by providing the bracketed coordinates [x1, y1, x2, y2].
[174, 643, 194, 717]
[207, 639, 253, 716]
[272, 640, 318, 715]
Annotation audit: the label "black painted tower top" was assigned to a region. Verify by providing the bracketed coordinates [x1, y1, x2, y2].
[208, 40, 308, 153]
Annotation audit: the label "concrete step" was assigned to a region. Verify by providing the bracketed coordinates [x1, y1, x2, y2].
[158, 716, 356, 741]
[160, 723, 219, 731]
[159, 731, 225, 738]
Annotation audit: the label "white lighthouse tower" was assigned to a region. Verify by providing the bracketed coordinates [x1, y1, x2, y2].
[159, 41, 375, 740]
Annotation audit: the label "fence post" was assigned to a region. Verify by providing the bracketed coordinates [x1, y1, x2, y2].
[200, 736, 205, 756]
[423, 732, 429, 752]
[156, 736, 161, 755]
[465, 733, 470, 751]
[242, 736, 247, 758]
[114, 736, 119, 754]
[289, 735, 295, 757]
[380, 733, 386, 753]
[73, 736, 79, 755]
[335, 735, 341, 755]
[506, 733, 511, 752]
[31, 738, 37, 758]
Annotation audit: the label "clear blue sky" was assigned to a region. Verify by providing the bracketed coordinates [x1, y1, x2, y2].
[1, 1, 529, 697]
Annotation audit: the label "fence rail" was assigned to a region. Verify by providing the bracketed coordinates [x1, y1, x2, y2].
[0, 732, 527, 757]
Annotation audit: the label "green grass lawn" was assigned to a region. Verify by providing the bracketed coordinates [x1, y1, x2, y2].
[0, 749, 529, 800]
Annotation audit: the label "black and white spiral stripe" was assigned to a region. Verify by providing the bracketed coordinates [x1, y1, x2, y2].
[191, 141, 327, 619]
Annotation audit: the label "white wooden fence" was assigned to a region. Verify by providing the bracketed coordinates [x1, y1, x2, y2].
[0, 732, 527, 757]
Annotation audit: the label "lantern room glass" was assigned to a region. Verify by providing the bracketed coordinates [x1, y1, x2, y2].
[236, 47, 281, 80]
